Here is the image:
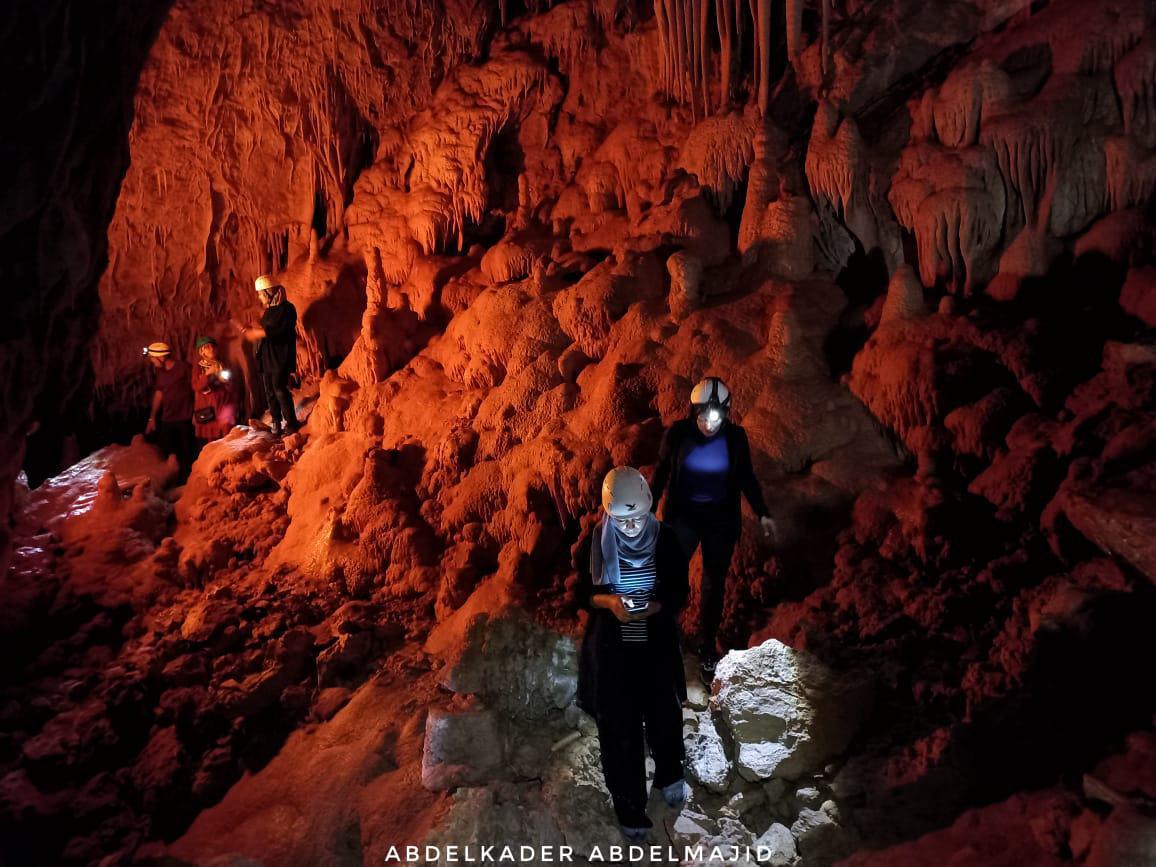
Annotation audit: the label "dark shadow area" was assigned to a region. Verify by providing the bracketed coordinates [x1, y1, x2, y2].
[301, 259, 368, 370]
[824, 243, 890, 377]
[843, 586, 1156, 850]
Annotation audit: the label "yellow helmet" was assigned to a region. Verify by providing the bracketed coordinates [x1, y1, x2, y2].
[143, 342, 171, 358]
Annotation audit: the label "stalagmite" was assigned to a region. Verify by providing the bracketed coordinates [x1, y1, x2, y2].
[667, 250, 705, 321]
[359, 248, 388, 385]
[740, 121, 786, 253]
[879, 265, 927, 323]
[765, 308, 822, 380]
[759, 189, 816, 278]
[988, 225, 1062, 302]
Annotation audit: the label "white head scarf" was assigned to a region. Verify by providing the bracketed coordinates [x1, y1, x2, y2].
[590, 512, 660, 586]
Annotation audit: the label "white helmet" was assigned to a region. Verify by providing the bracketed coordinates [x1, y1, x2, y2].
[143, 341, 171, 358]
[691, 376, 731, 411]
[601, 466, 653, 519]
[254, 274, 278, 293]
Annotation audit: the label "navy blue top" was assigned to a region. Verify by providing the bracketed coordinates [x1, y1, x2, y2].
[680, 433, 730, 503]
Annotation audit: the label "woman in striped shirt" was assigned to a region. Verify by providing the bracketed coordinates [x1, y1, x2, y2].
[574, 467, 692, 842]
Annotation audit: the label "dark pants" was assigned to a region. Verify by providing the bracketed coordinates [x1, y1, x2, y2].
[156, 419, 196, 477]
[672, 502, 739, 657]
[260, 362, 297, 430]
[594, 638, 686, 828]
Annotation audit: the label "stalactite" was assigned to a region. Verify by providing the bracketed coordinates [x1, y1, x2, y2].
[697, 0, 710, 118]
[655, 0, 671, 97]
[757, 0, 772, 116]
[714, 0, 729, 105]
[786, 0, 803, 60]
[821, 0, 830, 79]
[748, 0, 760, 109]
[677, 0, 692, 107]
[667, 0, 684, 103]
[684, 0, 693, 119]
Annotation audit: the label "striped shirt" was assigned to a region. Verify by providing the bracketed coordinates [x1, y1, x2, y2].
[614, 554, 657, 642]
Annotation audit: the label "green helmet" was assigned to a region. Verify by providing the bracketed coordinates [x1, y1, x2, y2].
[195, 336, 217, 349]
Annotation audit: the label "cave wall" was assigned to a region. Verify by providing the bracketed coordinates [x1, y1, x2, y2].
[94, 0, 504, 419]
[2, 0, 1155, 863]
[0, 0, 173, 575]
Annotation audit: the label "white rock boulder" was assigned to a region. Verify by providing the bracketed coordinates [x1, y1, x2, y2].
[711, 639, 872, 782]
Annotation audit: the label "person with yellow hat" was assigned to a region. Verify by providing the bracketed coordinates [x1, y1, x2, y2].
[142, 340, 195, 475]
[574, 466, 692, 842]
[236, 275, 300, 436]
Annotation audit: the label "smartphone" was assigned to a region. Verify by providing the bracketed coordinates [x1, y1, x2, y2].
[623, 596, 646, 611]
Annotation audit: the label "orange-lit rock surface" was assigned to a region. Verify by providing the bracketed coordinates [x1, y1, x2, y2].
[2, 0, 1154, 863]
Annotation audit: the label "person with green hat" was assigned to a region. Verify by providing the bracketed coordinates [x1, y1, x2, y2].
[191, 335, 238, 443]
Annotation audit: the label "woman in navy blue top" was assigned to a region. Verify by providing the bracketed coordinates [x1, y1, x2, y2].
[650, 377, 775, 680]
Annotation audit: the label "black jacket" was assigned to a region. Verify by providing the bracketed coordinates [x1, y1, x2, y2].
[257, 301, 298, 375]
[574, 521, 690, 718]
[650, 417, 769, 525]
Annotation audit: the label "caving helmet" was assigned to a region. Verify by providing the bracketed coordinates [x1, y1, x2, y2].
[254, 274, 283, 305]
[601, 466, 653, 537]
[691, 376, 730, 435]
[143, 342, 171, 359]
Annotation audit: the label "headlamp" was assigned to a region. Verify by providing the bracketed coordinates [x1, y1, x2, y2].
[219, 369, 232, 381]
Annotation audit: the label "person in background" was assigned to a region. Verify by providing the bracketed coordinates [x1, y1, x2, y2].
[143, 341, 195, 476]
[650, 376, 776, 682]
[574, 467, 692, 842]
[191, 336, 239, 445]
[236, 274, 299, 437]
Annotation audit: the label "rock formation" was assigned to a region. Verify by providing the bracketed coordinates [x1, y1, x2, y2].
[2, 0, 1154, 863]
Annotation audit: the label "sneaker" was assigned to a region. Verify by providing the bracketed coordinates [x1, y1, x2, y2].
[620, 825, 649, 843]
[662, 779, 689, 808]
[269, 424, 284, 439]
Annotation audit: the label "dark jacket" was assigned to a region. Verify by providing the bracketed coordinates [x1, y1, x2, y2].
[650, 417, 769, 525]
[257, 301, 298, 375]
[574, 521, 690, 718]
